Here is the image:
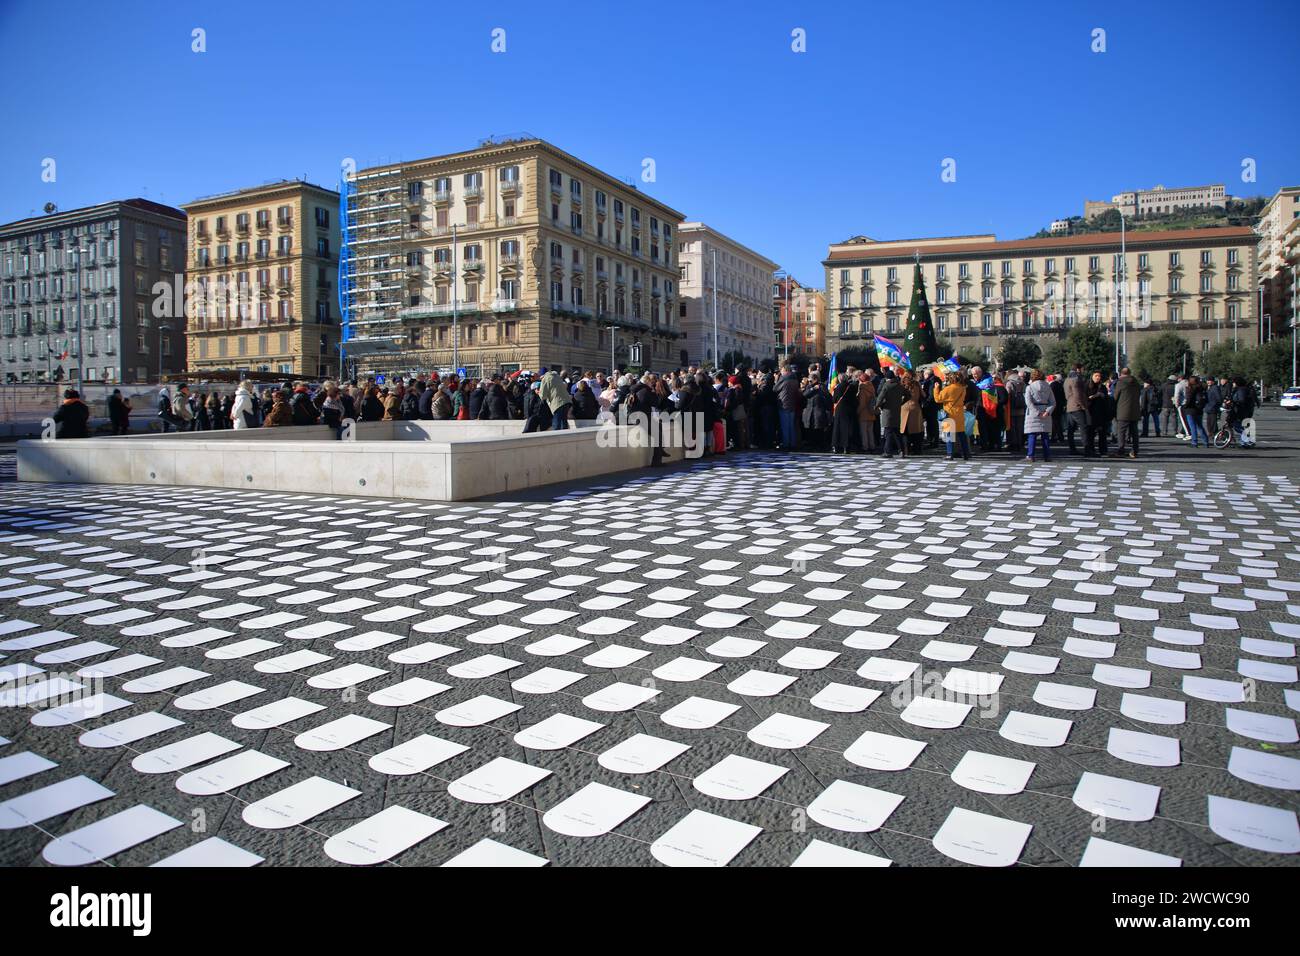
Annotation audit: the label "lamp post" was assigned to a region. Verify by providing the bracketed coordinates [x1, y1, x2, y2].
[711, 248, 719, 370]
[451, 224, 459, 374]
[72, 237, 85, 392]
[1115, 211, 1125, 372]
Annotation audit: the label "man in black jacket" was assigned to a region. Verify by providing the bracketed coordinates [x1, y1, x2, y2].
[54, 389, 91, 439]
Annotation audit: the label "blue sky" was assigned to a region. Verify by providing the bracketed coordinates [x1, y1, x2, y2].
[1, 0, 1295, 284]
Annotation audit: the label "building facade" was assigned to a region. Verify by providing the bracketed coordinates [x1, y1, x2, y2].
[183, 181, 341, 379]
[342, 138, 685, 378]
[773, 277, 825, 359]
[1, 199, 186, 384]
[1085, 183, 1226, 220]
[676, 223, 777, 367]
[823, 227, 1259, 367]
[1256, 186, 1300, 337]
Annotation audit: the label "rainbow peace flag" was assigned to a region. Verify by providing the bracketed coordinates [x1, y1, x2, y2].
[874, 334, 912, 370]
[827, 353, 839, 391]
[941, 357, 961, 374]
[977, 375, 999, 417]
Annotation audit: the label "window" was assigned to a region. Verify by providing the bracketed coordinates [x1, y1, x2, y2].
[1169, 252, 1180, 267]
[256, 209, 270, 229]
[1045, 258, 1055, 273]
[1200, 250, 1212, 265]
[1022, 259, 1033, 274]
[982, 262, 992, 278]
[1228, 248, 1239, 265]
[887, 267, 897, 283]
[1088, 255, 1100, 272]
[861, 267, 872, 283]
[1169, 275, 1181, 293]
[935, 265, 945, 281]
[959, 263, 969, 279]
[1065, 257, 1075, 272]
[1138, 253, 1148, 270]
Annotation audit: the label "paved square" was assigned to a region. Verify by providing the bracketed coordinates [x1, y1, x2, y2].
[1, 413, 1299, 867]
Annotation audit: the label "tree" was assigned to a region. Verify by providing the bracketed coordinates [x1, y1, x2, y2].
[900, 262, 941, 368]
[1253, 339, 1293, 388]
[1198, 342, 1242, 380]
[1042, 324, 1116, 376]
[935, 336, 956, 362]
[1132, 332, 1194, 382]
[833, 347, 876, 373]
[996, 336, 1042, 371]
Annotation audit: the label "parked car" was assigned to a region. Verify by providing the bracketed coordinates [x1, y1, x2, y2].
[1280, 387, 1300, 410]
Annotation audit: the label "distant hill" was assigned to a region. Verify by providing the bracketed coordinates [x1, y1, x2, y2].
[1027, 197, 1269, 239]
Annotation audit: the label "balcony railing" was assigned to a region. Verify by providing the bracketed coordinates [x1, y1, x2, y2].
[463, 186, 483, 200]
[493, 299, 518, 312]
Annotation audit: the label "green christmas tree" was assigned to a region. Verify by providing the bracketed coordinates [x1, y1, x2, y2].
[902, 259, 941, 369]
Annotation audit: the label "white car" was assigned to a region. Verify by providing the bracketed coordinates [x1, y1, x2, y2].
[1280, 387, 1300, 410]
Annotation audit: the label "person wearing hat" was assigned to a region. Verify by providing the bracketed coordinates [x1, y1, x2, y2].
[538, 367, 572, 430]
[107, 388, 131, 435]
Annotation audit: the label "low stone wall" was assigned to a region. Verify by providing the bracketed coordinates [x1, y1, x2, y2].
[15, 424, 651, 501]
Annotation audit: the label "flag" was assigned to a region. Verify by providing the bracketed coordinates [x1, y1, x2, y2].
[873, 334, 912, 370]
[827, 353, 838, 391]
[941, 357, 961, 374]
[977, 374, 998, 417]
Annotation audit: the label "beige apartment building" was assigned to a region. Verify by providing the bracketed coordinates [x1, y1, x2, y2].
[183, 180, 341, 379]
[1256, 185, 1300, 335]
[1085, 183, 1226, 220]
[823, 227, 1259, 367]
[773, 277, 825, 359]
[343, 138, 685, 378]
[676, 223, 777, 367]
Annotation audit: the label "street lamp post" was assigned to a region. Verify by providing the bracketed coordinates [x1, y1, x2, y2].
[73, 238, 85, 392]
[451, 224, 459, 374]
[1115, 211, 1125, 372]
[711, 249, 719, 370]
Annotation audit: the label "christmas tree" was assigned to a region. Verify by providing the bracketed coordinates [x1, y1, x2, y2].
[902, 258, 941, 369]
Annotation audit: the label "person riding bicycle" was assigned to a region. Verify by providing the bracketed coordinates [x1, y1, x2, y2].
[1224, 376, 1257, 447]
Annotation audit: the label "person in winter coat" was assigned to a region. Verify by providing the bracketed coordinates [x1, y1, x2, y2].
[830, 371, 859, 454]
[572, 380, 600, 422]
[1183, 375, 1209, 447]
[1203, 378, 1224, 440]
[1005, 372, 1027, 455]
[290, 384, 320, 426]
[477, 380, 510, 420]
[1023, 369, 1056, 462]
[774, 364, 801, 450]
[1138, 377, 1161, 437]
[171, 384, 196, 430]
[1085, 372, 1112, 456]
[1226, 376, 1257, 446]
[53, 389, 91, 438]
[855, 372, 877, 453]
[1063, 365, 1090, 454]
[231, 381, 255, 429]
[1044, 373, 1065, 442]
[359, 385, 384, 422]
[262, 390, 295, 427]
[381, 388, 402, 421]
[931, 372, 971, 461]
[417, 381, 435, 420]
[156, 387, 177, 432]
[401, 382, 423, 420]
[898, 370, 924, 456]
[1112, 367, 1142, 459]
[466, 381, 487, 420]
[801, 375, 833, 451]
[752, 375, 779, 449]
[522, 382, 551, 432]
[320, 384, 345, 433]
[107, 389, 130, 435]
[431, 386, 453, 420]
[538, 368, 573, 430]
[873, 371, 904, 457]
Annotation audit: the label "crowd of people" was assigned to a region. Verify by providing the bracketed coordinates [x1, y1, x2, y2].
[49, 361, 1262, 458]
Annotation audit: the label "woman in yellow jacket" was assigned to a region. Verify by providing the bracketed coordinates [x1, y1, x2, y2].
[932, 372, 972, 461]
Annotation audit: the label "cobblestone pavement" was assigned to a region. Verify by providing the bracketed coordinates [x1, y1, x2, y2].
[0, 408, 1298, 867]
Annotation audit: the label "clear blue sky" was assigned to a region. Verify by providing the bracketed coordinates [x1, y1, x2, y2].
[1, 0, 1295, 284]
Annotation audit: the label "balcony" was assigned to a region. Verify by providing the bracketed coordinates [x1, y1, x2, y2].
[277, 248, 293, 258]
[463, 186, 483, 201]
[255, 251, 270, 261]
[433, 262, 453, 276]
[500, 216, 518, 227]
[499, 179, 521, 196]
[595, 269, 608, 281]
[256, 219, 272, 233]
[236, 223, 250, 236]
[277, 216, 293, 229]
[499, 255, 520, 270]
[434, 189, 452, 205]
[492, 299, 519, 313]
[462, 260, 484, 273]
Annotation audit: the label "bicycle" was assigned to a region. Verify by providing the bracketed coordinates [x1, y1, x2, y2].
[1212, 416, 1256, 449]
